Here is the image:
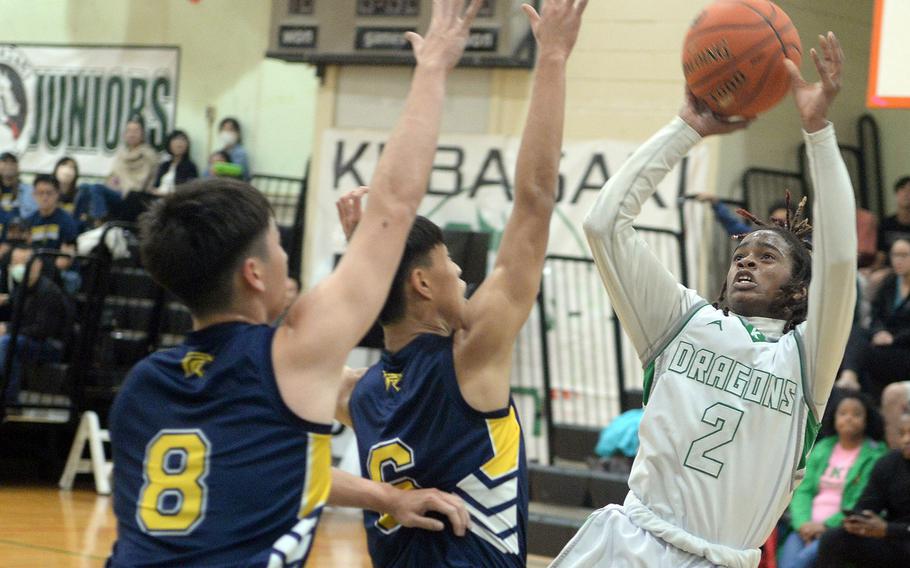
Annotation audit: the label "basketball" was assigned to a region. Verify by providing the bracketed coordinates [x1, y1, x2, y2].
[682, 0, 802, 117]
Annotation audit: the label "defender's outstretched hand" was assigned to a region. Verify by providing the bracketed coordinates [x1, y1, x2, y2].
[785, 31, 844, 133]
[679, 89, 752, 137]
[406, 0, 484, 71]
[522, 0, 589, 60]
[336, 186, 368, 242]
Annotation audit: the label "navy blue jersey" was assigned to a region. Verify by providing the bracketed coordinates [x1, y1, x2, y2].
[109, 322, 332, 567]
[27, 207, 79, 249]
[349, 333, 528, 567]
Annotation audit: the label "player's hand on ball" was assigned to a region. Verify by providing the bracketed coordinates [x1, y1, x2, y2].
[336, 186, 368, 242]
[679, 89, 752, 138]
[389, 487, 471, 536]
[785, 31, 844, 133]
[522, 0, 589, 61]
[406, 0, 484, 72]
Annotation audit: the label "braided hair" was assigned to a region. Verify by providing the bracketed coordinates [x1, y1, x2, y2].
[713, 192, 813, 333]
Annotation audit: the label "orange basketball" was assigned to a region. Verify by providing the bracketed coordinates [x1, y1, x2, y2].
[682, 0, 801, 118]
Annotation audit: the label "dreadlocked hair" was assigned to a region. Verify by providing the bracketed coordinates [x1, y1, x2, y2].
[713, 192, 813, 333]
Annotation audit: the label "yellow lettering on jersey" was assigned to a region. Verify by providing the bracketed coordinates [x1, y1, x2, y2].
[299, 432, 332, 518]
[138, 430, 210, 535]
[480, 407, 521, 480]
[367, 439, 418, 533]
[181, 352, 214, 378]
[31, 224, 61, 242]
[383, 371, 402, 392]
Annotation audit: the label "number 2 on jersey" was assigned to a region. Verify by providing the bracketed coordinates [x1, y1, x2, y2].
[683, 403, 743, 478]
[137, 430, 210, 535]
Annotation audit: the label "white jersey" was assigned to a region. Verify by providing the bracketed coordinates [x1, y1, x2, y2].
[579, 117, 857, 566]
[633, 300, 812, 550]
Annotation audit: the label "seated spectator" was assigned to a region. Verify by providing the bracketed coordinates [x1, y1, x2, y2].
[207, 150, 243, 179]
[85, 116, 160, 219]
[27, 174, 80, 292]
[0, 152, 37, 218]
[0, 246, 72, 406]
[816, 411, 910, 567]
[883, 381, 910, 449]
[779, 391, 887, 568]
[876, 176, 910, 267]
[837, 237, 910, 397]
[216, 117, 251, 180]
[109, 116, 159, 195]
[53, 156, 92, 229]
[151, 130, 198, 195]
[27, 174, 78, 253]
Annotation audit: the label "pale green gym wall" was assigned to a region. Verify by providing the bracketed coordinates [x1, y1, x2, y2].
[571, 0, 909, 211]
[0, 0, 318, 178]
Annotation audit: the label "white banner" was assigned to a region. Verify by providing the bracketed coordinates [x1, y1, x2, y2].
[0, 44, 179, 176]
[310, 128, 710, 286]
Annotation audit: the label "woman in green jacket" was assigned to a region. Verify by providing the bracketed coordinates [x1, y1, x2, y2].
[779, 391, 887, 568]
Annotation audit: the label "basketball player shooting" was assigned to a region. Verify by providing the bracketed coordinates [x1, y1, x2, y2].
[550, 32, 856, 568]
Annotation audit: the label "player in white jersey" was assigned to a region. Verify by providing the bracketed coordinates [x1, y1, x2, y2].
[551, 33, 856, 568]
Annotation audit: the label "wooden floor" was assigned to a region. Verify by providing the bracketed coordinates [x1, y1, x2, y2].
[0, 485, 552, 567]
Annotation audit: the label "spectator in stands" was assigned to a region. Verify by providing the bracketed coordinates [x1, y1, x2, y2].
[216, 117, 251, 180]
[109, 116, 159, 194]
[207, 150, 243, 179]
[0, 245, 71, 406]
[877, 176, 910, 265]
[27, 174, 78, 252]
[779, 391, 887, 568]
[86, 116, 160, 220]
[883, 381, 910, 449]
[694, 194, 790, 236]
[151, 130, 198, 195]
[816, 411, 910, 566]
[28, 174, 80, 292]
[5, 216, 29, 247]
[836, 237, 910, 397]
[0, 152, 37, 218]
[53, 157, 91, 229]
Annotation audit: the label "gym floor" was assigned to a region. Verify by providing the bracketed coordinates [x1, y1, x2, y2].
[0, 485, 554, 567]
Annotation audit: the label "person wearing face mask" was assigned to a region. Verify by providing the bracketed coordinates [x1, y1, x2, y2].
[151, 130, 199, 195]
[53, 156, 92, 230]
[216, 117, 251, 181]
[0, 245, 72, 408]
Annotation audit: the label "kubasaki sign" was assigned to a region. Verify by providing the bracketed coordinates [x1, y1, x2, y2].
[0, 44, 178, 176]
[308, 128, 711, 285]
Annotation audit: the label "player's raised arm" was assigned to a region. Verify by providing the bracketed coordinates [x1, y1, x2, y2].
[583, 95, 748, 363]
[273, 0, 484, 424]
[454, 0, 587, 411]
[789, 32, 857, 418]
